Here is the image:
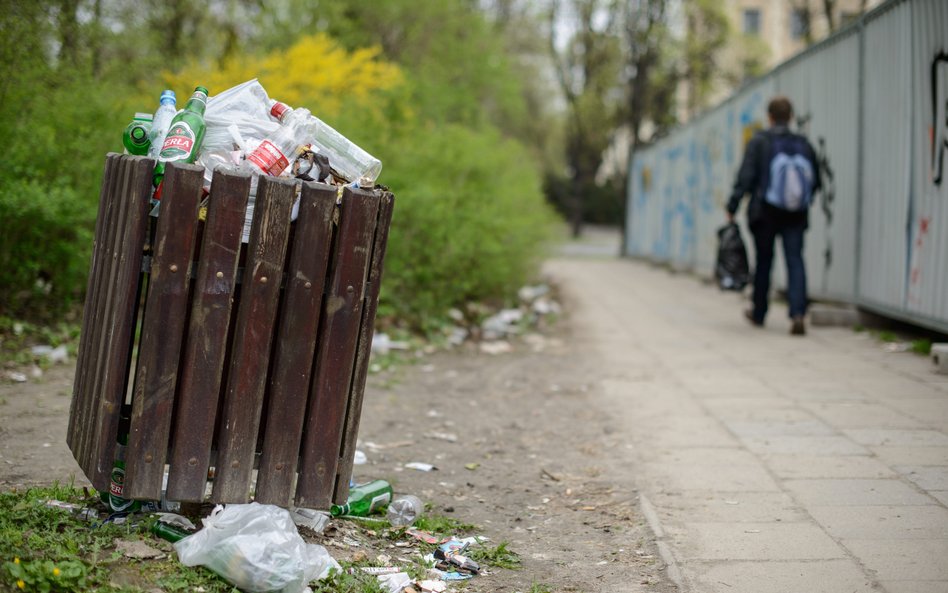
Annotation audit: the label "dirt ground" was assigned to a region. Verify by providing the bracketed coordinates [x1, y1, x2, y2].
[0, 285, 674, 593]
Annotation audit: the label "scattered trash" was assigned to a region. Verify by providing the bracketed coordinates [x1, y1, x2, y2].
[406, 529, 443, 545]
[353, 566, 401, 575]
[372, 333, 410, 355]
[481, 309, 524, 340]
[174, 502, 339, 593]
[150, 520, 193, 543]
[418, 579, 448, 592]
[405, 462, 437, 472]
[7, 372, 27, 383]
[387, 495, 424, 527]
[43, 499, 99, 522]
[330, 480, 393, 517]
[518, 284, 550, 303]
[432, 538, 480, 575]
[353, 450, 368, 465]
[479, 341, 513, 355]
[30, 344, 69, 364]
[289, 507, 330, 534]
[464, 463, 480, 471]
[377, 571, 412, 593]
[425, 432, 458, 443]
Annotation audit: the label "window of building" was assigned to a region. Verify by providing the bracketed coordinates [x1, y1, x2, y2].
[790, 8, 809, 39]
[743, 8, 762, 35]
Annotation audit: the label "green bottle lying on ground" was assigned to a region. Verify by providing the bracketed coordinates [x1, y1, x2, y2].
[329, 479, 393, 517]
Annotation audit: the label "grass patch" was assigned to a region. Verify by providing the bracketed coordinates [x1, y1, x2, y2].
[467, 541, 521, 570]
[911, 339, 932, 356]
[412, 515, 477, 536]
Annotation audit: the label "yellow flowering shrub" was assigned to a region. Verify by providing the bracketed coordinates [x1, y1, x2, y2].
[160, 33, 404, 123]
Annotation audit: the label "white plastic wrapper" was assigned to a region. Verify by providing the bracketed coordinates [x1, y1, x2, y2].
[174, 502, 339, 593]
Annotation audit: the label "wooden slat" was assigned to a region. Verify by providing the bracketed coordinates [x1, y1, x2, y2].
[211, 176, 295, 503]
[88, 157, 153, 488]
[166, 170, 250, 502]
[254, 182, 337, 506]
[124, 162, 204, 499]
[75, 155, 136, 486]
[68, 153, 120, 468]
[334, 190, 395, 502]
[295, 187, 379, 508]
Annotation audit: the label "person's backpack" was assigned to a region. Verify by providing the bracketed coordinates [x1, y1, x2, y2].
[714, 222, 749, 291]
[764, 134, 815, 211]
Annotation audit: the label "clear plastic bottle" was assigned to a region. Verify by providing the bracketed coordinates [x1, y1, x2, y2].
[386, 494, 424, 527]
[147, 90, 177, 159]
[269, 100, 382, 186]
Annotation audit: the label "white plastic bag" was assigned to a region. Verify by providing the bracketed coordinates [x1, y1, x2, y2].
[173, 502, 339, 593]
[203, 79, 280, 153]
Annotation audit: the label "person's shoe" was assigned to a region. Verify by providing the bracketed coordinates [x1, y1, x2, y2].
[744, 309, 763, 328]
[790, 316, 806, 336]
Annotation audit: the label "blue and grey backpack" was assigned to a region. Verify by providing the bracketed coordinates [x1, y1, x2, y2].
[764, 134, 815, 211]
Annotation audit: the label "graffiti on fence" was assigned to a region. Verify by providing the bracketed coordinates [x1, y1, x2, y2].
[931, 51, 948, 185]
[815, 136, 836, 292]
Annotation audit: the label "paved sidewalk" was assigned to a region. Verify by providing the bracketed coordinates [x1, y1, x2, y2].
[546, 256, 948, 593]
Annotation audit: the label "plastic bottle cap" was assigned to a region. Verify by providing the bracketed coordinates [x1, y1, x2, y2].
[270, 101, 289, 120]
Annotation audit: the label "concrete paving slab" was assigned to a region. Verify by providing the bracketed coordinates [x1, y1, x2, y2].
[701, 398, 807, 421]
[884, 398, 948, 430]
[843, 429, 948, 447]
[807, 505, 948, 539]
[741, 435, 869, 455]
[675, 522, 846, 560]
[765, 454, 897, 479]
[642, 458, 781, 492]
[880, 581, 948, 593]
[930, 491, 948, 506]
[645, 416, 743, 449]
[648, 491, 810, 523]
[870, 446, 948, 466]
[842, 538, 948, 580]
[801, 401, 925, 429]
[893, 466, 948, 491]
[783, 479, 936, 506]
[688, 560, 877, 593]
[722, 418, 838, 438]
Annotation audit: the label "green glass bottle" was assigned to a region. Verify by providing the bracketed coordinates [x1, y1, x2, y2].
[123, 112, 153, 156]
[153, 85, 209, 190]
[150, 521, 191, 543]
[329, 479, 393, 517]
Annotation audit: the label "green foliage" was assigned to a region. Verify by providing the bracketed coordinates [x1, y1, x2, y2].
[1, 1, 559, 335]
[466, 541, 522, 570]
[310, 565, 386, 593]
[0, 180, 94, 318]
[379, 123, 557, 332]
[411, 514, 478, 536]
[911, 339, 932, 356]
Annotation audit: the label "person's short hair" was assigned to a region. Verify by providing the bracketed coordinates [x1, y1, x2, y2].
[768, 96, 793, 125]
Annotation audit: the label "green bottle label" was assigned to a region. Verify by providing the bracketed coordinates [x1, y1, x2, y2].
[160, 122, 197, 162]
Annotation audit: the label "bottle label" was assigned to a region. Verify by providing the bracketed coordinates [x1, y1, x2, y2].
[160, 121, 197, 162]
[108, 465, 138, 512]
[368, 492, 392, 513]
[247, 140, 290, 176]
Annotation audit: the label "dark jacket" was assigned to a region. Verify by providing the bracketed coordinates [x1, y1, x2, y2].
[726, 126, 822, 229]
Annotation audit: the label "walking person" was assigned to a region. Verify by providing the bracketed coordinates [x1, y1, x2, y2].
[726, 96, 821, 335]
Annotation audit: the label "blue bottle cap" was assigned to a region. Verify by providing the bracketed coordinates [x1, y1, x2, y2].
[159, 90, 176, 105]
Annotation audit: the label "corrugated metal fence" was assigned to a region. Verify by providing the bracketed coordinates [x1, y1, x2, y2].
[626, 0, 948, 332]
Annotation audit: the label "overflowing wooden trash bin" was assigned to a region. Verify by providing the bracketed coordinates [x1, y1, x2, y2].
[67, 153, 394, 509]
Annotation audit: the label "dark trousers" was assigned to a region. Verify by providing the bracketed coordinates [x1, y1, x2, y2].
[749, 211, 808, 323]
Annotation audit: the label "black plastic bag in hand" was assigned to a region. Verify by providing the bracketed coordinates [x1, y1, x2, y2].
[715, 222, 750, 291]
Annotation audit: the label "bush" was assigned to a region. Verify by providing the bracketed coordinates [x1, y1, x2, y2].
[378, 123, 557, 333]
[0, 179, 94, 319]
